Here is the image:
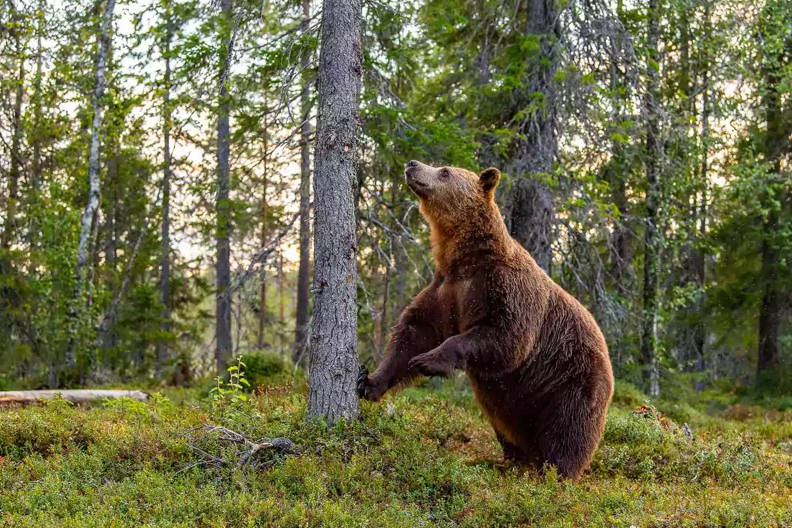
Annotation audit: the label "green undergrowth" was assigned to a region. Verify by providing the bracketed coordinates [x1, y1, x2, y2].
[0, 378, 791, 527]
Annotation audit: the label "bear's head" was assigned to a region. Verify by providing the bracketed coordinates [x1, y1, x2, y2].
[403, 160, 501, 225]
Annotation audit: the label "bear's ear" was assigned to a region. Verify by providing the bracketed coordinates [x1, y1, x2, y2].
[479, 167, 500, 193]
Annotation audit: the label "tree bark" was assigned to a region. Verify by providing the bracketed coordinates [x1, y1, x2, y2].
[505, 0, 560, 273]
[215, 0, 234, 376]
[278, 250, 285, 355]
[99, 156, 118, 353]
[692, 4, 711, 388]
[294, 0, 313, 365]
[307, 0, 362, 422]
[29, 0, 44, 255]
[756, 18, 786, 380]
[157, 2, 174, 378]
[0, 0, 24, 321]
[257, 128, 268, 350]
[2, 6, 24, 256]
[641, 0, 661, 398]
[65, 0, 116, 370]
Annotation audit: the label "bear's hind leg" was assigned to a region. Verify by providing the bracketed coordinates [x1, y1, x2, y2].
[535, 402, 604, 482]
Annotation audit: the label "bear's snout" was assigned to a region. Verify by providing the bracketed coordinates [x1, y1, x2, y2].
[404, 160, 427, 187]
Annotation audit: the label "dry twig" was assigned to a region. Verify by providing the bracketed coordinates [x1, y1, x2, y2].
[182, 424, 297, 472]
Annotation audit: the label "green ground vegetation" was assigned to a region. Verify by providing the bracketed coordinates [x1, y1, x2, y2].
[1, 369, 791, 527]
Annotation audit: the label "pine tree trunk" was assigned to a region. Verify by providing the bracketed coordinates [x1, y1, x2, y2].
[692, 5, 711, 389]
[641, 0, 661, 398]
[278, 250, 285, 355]
[157, 4, 174, 378]
[606, 2, 631, 367]
[215, 0, 234, 376]
[29, 0, 44, 260]
[756, 26, 785, 381]
[0, 1, 25, 348]
[294, 0, 313, 364]
[506, 0, 560, 273]
[307, 0, 362, 422]
[257, 115, 268, 350]
[66, 0, 116, 370]
[100, 156, 119, 353]
[2, 11, 24, 256]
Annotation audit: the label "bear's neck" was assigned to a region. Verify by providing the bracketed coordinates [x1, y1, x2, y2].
[428, 202, 513, 275]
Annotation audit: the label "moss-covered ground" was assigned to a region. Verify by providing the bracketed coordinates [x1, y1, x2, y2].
[1, 376, 791, 527]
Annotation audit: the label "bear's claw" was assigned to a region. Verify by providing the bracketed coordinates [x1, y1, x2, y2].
[357, 364, 371, 399]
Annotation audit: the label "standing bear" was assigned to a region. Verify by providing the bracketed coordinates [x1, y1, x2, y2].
[358, 160, 614, 482]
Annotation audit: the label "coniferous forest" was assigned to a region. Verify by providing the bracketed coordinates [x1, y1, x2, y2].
[1, 0, 792, 524]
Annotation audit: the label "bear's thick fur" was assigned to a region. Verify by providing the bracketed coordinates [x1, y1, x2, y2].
[358, 160, 614, 482]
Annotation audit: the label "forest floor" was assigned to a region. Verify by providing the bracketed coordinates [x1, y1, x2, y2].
[1, 374, 791, 527]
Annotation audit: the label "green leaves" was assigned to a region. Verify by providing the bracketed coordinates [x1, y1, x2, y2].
[209, 357, 251, 410]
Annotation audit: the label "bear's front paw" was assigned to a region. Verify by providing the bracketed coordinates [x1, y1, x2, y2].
[408, 351, 455, 377]
[357, 365, 385, 401]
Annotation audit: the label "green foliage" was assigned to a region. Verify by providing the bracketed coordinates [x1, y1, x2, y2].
[209, 357, 250, 409]
[239, 350, 290, 389]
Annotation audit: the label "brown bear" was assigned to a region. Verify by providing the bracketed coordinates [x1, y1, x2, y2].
[358, 160, 614, 482]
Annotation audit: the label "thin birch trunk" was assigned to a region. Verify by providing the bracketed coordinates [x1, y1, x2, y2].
[65, 0, 116, 370]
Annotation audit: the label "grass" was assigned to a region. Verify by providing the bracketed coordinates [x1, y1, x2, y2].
[0, 375, 791, 527]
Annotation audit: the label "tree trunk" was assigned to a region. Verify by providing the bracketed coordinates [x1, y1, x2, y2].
[606, 2, 631, 368]
[756, 23, 785, 381]
[215, 0, 234, 377]
[692, 4, 711, 389]
[641, 0, 661, 398]
[99, 156, 119, 353]
[2, 9, 24, 256]
[65, 0, 116, 370]
[506, 0, 560, 273]
[258, 106, 269, 350]
[757, 215, 781, 375]
[157, 3, 174, 378]
[29, 0, 45, 260]
[294, 0, 313, 365]
[0, 0, 24, 329]
[307, 0, 362, 422]
[278, 250, 286, 355]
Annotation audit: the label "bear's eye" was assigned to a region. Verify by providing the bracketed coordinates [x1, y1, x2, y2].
[440, 168, 450, 179]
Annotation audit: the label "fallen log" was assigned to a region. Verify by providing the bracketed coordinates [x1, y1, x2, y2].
[0, 390, 149, 406]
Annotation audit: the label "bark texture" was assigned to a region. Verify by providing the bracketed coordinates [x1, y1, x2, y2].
[505, 0, 560, 273]
[215, 0, 234, 376]
[307, 0, 362, 422]
[257, 103, 269, 350]
[157, 4, 173, 378]
[756, 28, 785, 378]
[641, 0, 661, 398]
[294, 0, 313, 365]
